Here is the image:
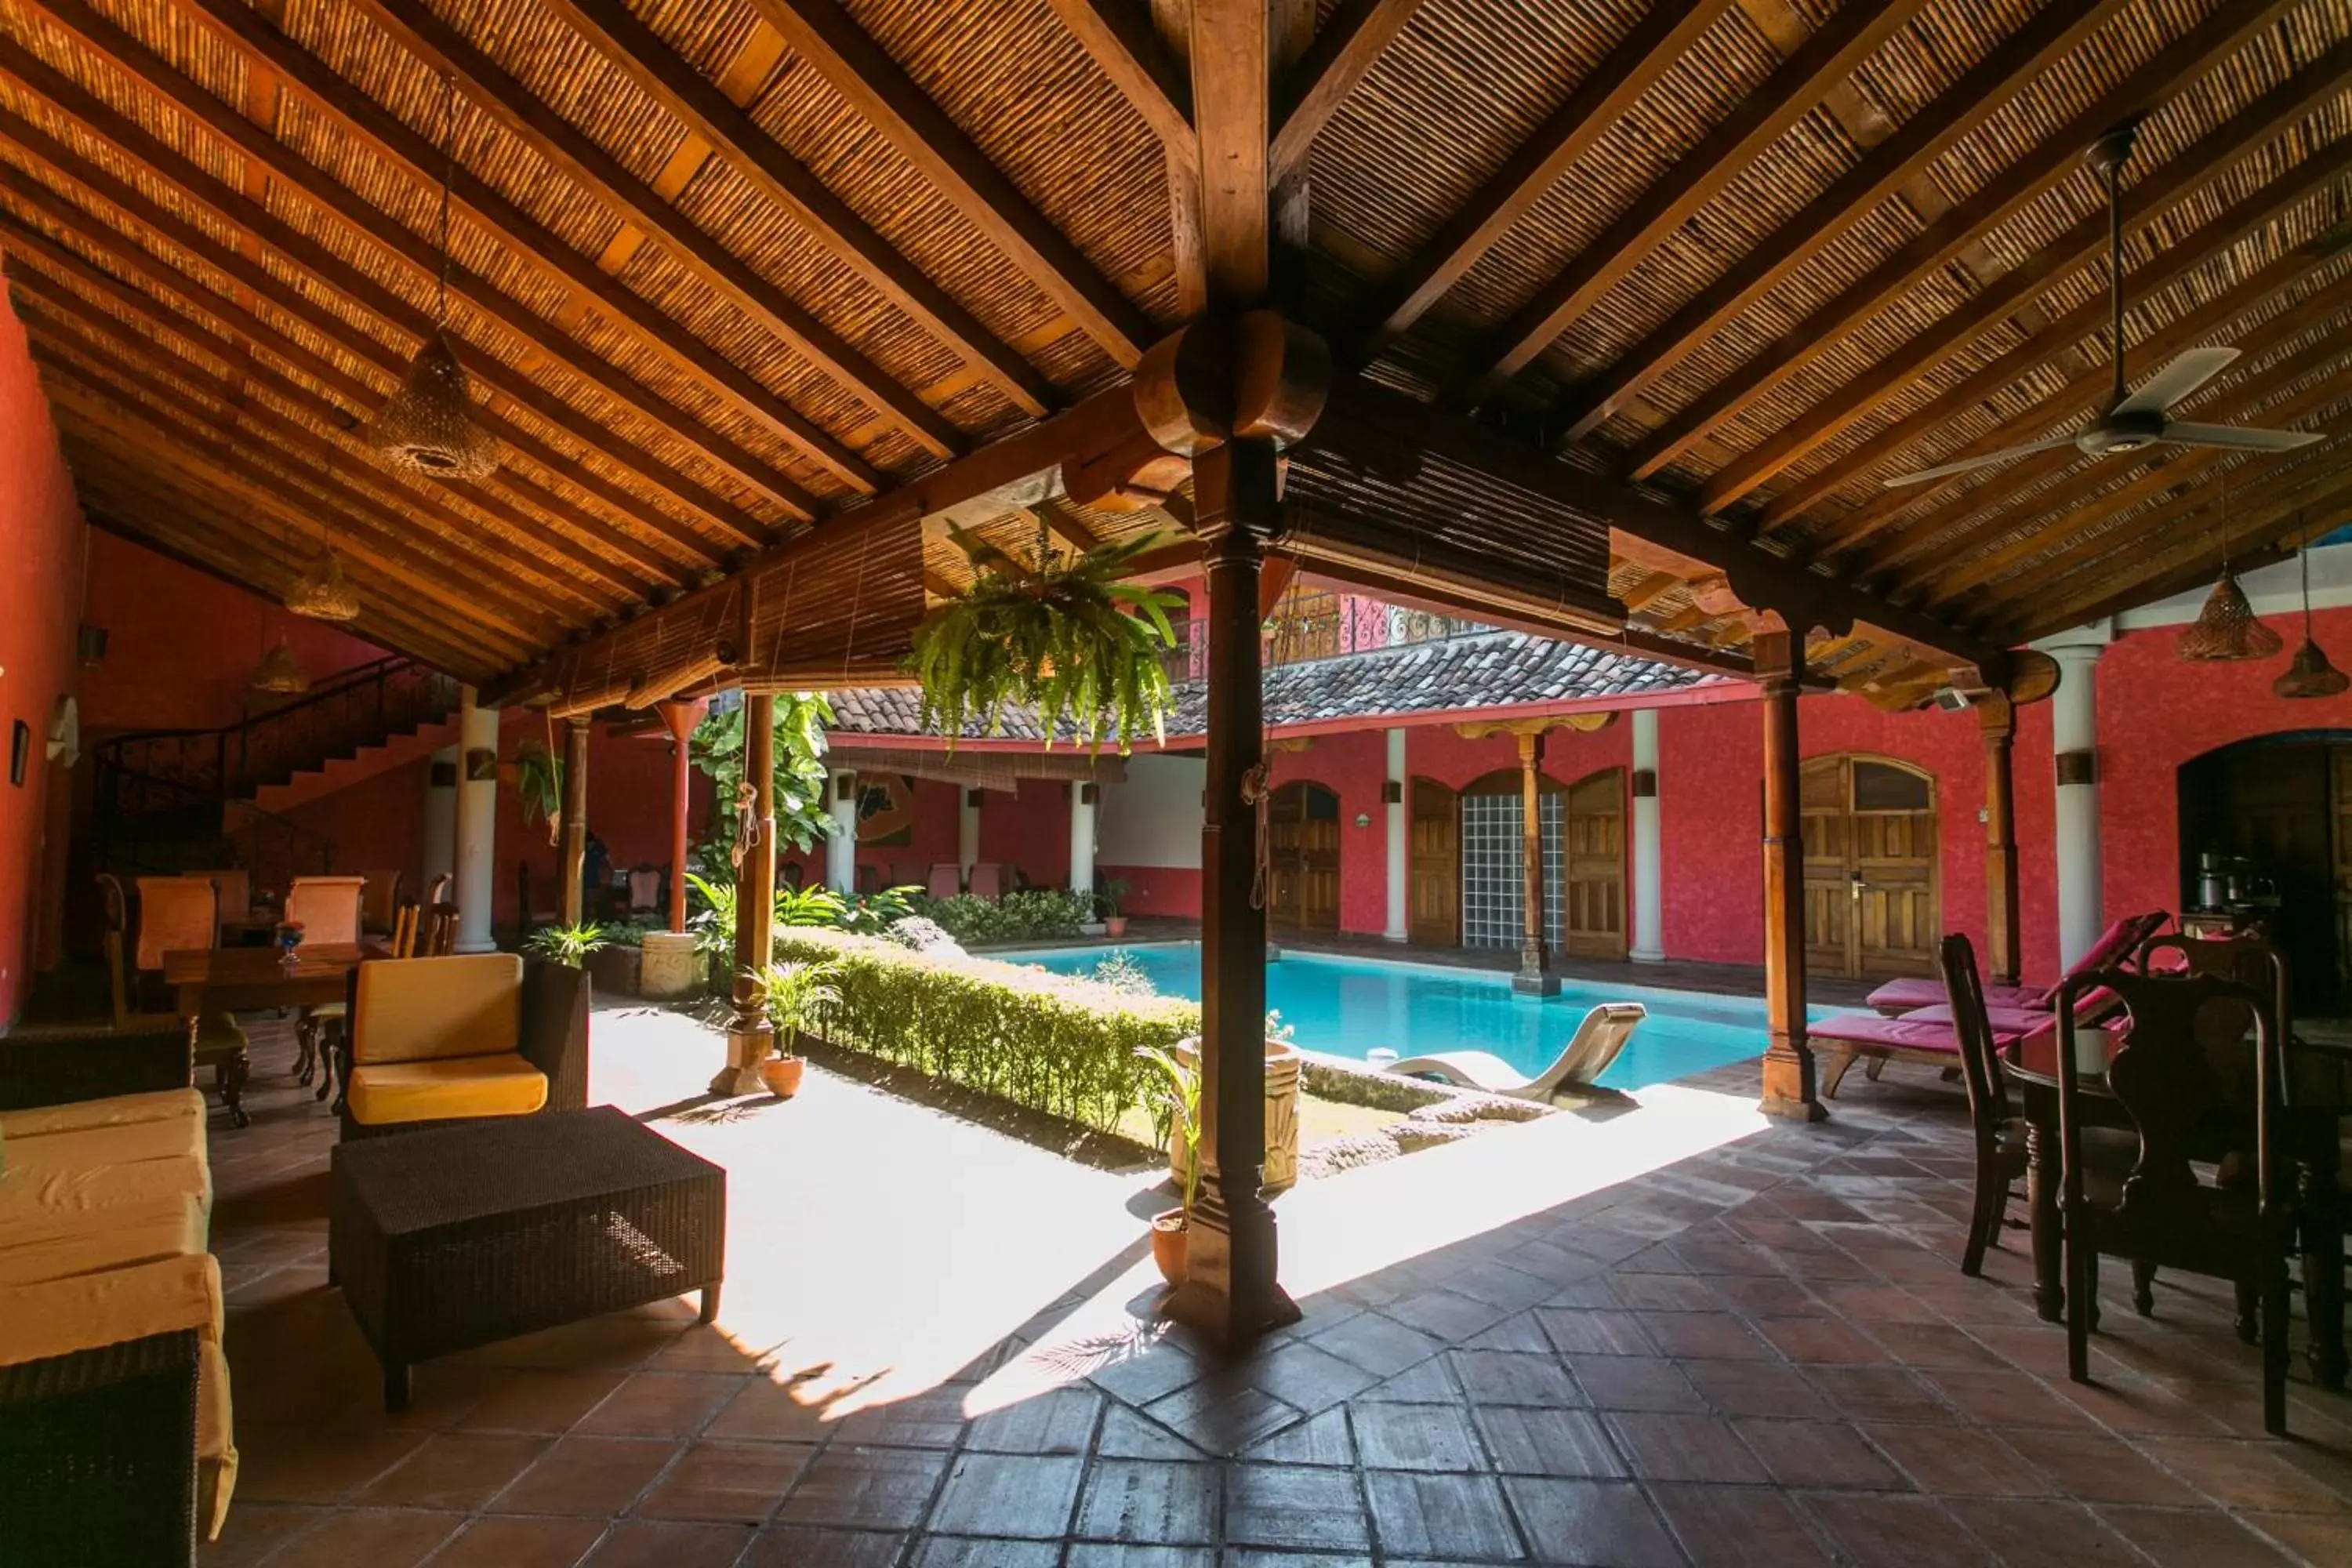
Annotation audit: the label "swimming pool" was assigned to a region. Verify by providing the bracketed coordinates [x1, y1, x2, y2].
[998, 942, 1848, 1091]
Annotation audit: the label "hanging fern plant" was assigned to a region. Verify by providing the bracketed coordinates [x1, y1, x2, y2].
[909, 524, 1184, 753]
[514, 739, 564, 846]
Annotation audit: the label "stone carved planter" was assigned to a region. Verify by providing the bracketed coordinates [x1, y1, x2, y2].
[1171, 1037, 1302, 1200]
[637, 930, 702, 1000]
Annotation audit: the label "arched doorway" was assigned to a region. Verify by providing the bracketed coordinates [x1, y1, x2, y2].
[1456, 766, 1628, 958]
[2178, 731, 2352, 1014]
[1268, 781, 1340, 934]
[1409, 777, 1459, 946]
[1562, 768, 1628, 960]
[1801, 753, 1938, 978]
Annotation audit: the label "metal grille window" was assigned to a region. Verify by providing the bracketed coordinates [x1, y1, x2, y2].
[1461, 793, 1523, 948]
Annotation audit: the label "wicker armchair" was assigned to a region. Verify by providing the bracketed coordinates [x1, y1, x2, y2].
[337, 956, 590, 1139]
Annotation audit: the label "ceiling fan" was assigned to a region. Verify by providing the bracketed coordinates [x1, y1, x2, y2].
[1883, 122, 2322, 489]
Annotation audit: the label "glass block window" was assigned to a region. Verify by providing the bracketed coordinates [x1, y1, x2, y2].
[1541, 793, 1566, 949]
[1461, 793, 1523, 948]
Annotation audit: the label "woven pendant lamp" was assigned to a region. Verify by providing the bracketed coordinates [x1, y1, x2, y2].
[285, 537, 361, 622]
[2274, 538, 2348, 699]
[366, 74, 497, 481]
[249, 641, 309, 695]
[2178, 481, 2281, 662]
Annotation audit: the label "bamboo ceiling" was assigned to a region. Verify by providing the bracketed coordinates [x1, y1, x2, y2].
[5, 0, 2347, 704]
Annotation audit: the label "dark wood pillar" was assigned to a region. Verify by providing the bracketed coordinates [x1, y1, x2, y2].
[559, 717, 590, 927]
[711, 692, 775, 1097]
[656, 699, 706, 934]
[1513, 728, 1559, 995]
[1166, 439, 1300, 1350]
[1755, 630, 1824, 1122]
[1980, 692, 2021, 986]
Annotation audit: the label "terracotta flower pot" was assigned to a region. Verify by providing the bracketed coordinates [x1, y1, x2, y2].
[1150, 1208, 1188, 1286]
[1104, 916, 1128, 938]
[759, 1054, 806, 1099]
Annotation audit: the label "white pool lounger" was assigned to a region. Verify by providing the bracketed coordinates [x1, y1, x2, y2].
[1385, 1002, 1649, 1103]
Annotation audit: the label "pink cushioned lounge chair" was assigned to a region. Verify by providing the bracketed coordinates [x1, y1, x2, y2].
[1863, 911, 2169, 1016]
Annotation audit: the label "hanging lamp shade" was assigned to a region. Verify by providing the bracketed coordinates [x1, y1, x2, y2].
[365, 331, 498, 479]
[285, 545, 361, 622]
[249, 642, 309, 695]
[2176, 568, 2282, 662]
[2274, 637, 2350, 699]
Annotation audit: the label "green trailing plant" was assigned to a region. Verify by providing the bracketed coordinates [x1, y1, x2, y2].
[775, 884, 850, 930]
[686, 873, 742, 961]
[913, 889, 1094, 946]
[689, 694, 837, 866]
[513, 740, 563, 845]
[907, 526, 1183, 753]
[842, 884, 921, 935]
[753, 958, 844, 1058]
[771, 927, 1198, 1134]
[1134, 1043, 1201, 1217]
[523, 921, 608, 968]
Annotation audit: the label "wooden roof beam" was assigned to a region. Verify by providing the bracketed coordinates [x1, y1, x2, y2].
[1608, 0, 2282, 474]
[1190, 0, 1273, 306]
[745, 0, 1156, 367]
[1697, 38, 2352, 515]
[1458, 2, 1923, 401]
[1043, 0, 1194, 164]
[0, 78, 742, 568]
[1347, 1, 1729, 358]
[336, 0, 964, 462]
[1269, 0, 1431, 183]
[17, 3, 820, 524]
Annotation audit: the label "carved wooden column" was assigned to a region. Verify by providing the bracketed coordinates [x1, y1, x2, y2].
[656, 699, 706, 935]
[712, 692, 775, 1097]
[559, 717, 590, 927]
[1980, 691, 2021, 987]
[1513, 729, 1559, 995]
[1755, 630, 1824, 1121]
[1166, 438, 1300, 1348]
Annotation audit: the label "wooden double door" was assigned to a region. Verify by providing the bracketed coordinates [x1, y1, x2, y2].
[2179, 739, 2352, 1014]
[1801, 753, 1939, 978]
[1269, 781, 1340, 934]
[1407, 769, 1626, 957]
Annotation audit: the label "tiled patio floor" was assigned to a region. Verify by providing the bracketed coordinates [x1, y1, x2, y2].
[198, 1008, 2352, 1566]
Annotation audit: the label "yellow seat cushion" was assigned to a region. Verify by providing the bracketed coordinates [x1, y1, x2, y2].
[0, 1254, 236, 1538]
[352, 953, 521, 1066]
[0, 1114, 206, 1177]
[0, 1152, 211, 1225]
[2, 1087, 205, 1140]
[0, 1193, 209, 1287]
[345, 1053, 547, 1126]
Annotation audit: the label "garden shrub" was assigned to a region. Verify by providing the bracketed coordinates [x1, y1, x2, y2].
[915, 888, 1094, 946]
[771, 927, 1199, 1133]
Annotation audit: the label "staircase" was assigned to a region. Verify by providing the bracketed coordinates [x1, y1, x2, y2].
[93, 655, 462, 885]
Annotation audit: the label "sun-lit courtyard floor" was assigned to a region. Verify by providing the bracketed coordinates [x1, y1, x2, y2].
[198, 1000, 2352, 1566]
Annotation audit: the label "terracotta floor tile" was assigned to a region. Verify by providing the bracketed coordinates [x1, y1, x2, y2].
[739, 1525, 906, 1566]
[1920, 1367, 2098, 1430]
[1942, 1496, 2157, 1568]
[2096, 1505, 2303, 1566]
[964, 1385, 1102, 1454]
[1473, 1406, 1627, 1479]
[1351, 1401, 1484, 1471]
[2241, 1509, 2352, 1566]
[1363, 1469, 1522, 1559]
[774, 1444, 948, 1531]
[261, 1507, 461, 1568]
[1534, 1308, 1657, 1357]
[1504, 1477, 1682, 1567]
[924, 1452, 1086, 1538]
[578, 1372, 739, 1439]
[1355, 1359, 1462, 1404]
[1243, 1406, 1354, 1466]
[634, 1439, 813, 1524]
[1143, 1378, 1304, 1456]
[2137, 1438, 2352, 1513]
[195, 1501, 321, 1568]
[1602, 1412, 1768, 1484]
[1733, 1417, 1907, 1491]
[1449, 1348, 1584, 1406]
[232, 1426, 426, 1504]
[495, 1436, 677, 1516]
[1308, 1311, 1446, 1377]
[1650, 1481, 1836, 1566]
[1640, 1311, 1777, 1362]
[828, 1387, 974, 1449]
[1607, 1273, 1723, 1313]
[353, 1430, 550, 1511]
[1798, 1492, 1992, 1568]
[1996, 1425, 2187, 1505]
[1804, 1365, 1952, 1425]
[1679, 1359, 1833, 1420]
[1866, 1320, 2011, 1369]
[429, 1515, 605, 1568]
[1755, 1316, 1891, 1366]
[579, 1520, 754, 1568]
[1565, 1355, 1704, 1413]
[458, 1370, 630, 1435]
[703, 1378, 836, 1443]
[1223, 1464, 1371, 1551]
[1245, 1340, 1382, 1414]
[1063, 1546, 1217, 1568]
[1072, 1457, 1220, 1544]
[1862, 1423, 2056, 1497]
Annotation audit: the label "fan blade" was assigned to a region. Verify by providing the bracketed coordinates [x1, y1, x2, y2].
[2159, 422, 2324, 452]
[2114, 347, 2240, 415]
[1881, 433, 2080, 488]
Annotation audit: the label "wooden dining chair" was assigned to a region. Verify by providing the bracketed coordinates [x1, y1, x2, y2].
[358, 870, 404, 938]
[390, 902, 421, 960]
[423, 902, 460, 956]
[187, 867, 252, 926]
[2053, 967, 2299, 1434]
[286, 876, 365, 1087]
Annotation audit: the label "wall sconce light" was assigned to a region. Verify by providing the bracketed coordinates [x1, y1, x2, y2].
[1354, 811, 1372, 829]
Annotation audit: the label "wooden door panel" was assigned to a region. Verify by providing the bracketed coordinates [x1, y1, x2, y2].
[1409, 780, 1458, 946]
[1563, 769, 1627, 959]
[1803, 755, 1938, 978]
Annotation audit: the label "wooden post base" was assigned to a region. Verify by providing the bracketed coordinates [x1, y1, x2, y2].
[1162, 1178, 1301, 1353]
[1759, 1044, 1827, 1122]
[1511, 965, 1560, 997]
[710, 1022, 771, 1098]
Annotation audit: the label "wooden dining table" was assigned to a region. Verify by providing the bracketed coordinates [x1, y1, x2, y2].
[2006, 1026, 2347, 1390]
[162, 942, 387, 1127]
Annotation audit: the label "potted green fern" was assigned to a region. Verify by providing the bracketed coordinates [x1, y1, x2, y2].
[513, 740, 564, 847]
[909, 525, 1183, 753]
[1134, 1042, 1200, 1285]
[752, 958, 842, 1099]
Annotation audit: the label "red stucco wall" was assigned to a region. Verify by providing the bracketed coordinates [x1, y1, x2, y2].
[0, 299, 83, 1022]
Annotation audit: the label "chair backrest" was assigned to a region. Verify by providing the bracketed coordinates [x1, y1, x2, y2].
[425, 904, 460, 956]
[426, 872, 453, 906]
[628, 867, 662, 911]
[350, 953, 522, 1066]
[96, 872, 128, 934]
[2031, 911, 2169, 1007]
[187, 868, 251, 923]
[1554, 1002, 1646, 1084]
[1936, 933, 2012, 1153]
[285, 876, 366, 945]
[390, 902, 421, 959]
[358, 870, 403, 933]
[2056, 968, 2283, 1226]
[134, 877, 218, 971]
[968, 862, 1004, 899]
[928, 862, 962, 900]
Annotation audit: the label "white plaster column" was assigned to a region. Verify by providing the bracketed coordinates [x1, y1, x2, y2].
[1384, 728, 1408, 941]
[2045, 626, 2111, 970]
[1069, 782, 1098, 898]
[421, 743, 457, 895]
[826, 768, 858, 894]
[452, 689, 498, 953]
[1630, 707, 1664, 963]
[959, 788, 982, 883]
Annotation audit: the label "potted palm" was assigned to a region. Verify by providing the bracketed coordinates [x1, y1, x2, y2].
[1096, 877, 1131, 940]
[753, 958, 842, 1099]
[1135, 1042, 1200, 1286]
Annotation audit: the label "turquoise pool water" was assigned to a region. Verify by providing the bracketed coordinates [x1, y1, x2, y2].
[999, 942, 1843, 1091]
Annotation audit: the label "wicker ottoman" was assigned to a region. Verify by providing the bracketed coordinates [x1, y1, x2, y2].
[330, 1107, 725, 1410]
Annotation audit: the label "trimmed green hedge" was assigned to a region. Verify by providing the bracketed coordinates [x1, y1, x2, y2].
[772, 927, 1199, 1133]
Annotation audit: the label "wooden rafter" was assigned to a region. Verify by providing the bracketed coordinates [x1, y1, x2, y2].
[1697, 38, 2352, 514]
[1041, 0, 1193, 164]
[744, 0, 1156, 367]
[1269, 0, 1429, 183]
[1605, 0, 2282, 473]
[1347, 1, 1728, 358]
[1460, 2, 1922, 401]
[1189, 0, 1274, 307]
